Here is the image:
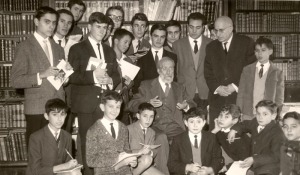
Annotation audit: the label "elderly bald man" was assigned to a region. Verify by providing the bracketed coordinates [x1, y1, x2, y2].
[204, 16, 256, 130]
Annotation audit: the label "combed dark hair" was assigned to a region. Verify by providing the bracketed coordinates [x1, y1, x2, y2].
[137, 103, 156, 115]
[35, 6, 58, 20]
[255, 100, 278, 114]
[54, 9, 74, 34]
[165, 20, 181, 31]
[220, 104, 241, 120]
[150, 24, 166, 35]
[105, 6, 124, 18]
[88, 12, 109, 25]
[283, 112, 300, 123]
[255, 37, 273, 50]
[187, 12, 207, 25]
[45, 98, 68, 114]
[184, 107, 207, 121]
[100, 90, 123, 104]
[131, 13, 149, 27]
[67, 0, 86, 12]
[112, 28, 134, 44]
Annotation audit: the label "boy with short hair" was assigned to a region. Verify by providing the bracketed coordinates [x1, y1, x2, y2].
[228, 100, 285, 175]
[53, 9, 74, 48]
[86, 91, 144, 175]
[168, 107, 224, 175]
[127, 103, 164, 175]
[67, 0, 86, 38]
[237, 37, 284, 120]
[280, 112, 300, 175]
[27, 98, 78, 175]
[164, 20, 181, 53]
[212, 104, 251, 173]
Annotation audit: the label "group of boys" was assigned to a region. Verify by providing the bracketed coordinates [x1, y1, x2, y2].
[10, 0, 299, 175]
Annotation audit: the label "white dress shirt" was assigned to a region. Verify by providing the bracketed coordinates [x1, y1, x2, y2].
[151, 47, 163, 62]
[101, 117, 119, 139]
[188, 35, 202, 51]
[256, 61, 270, 76]
[188, 131, 201, 148]
[53, 34, 66, 48]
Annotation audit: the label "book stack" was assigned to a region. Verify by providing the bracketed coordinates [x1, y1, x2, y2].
[0, 103, 26, 128]
[0, 0, 41, 11]
[236, 0, 300, 11]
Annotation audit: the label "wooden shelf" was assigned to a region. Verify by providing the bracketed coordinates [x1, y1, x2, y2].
[0, 98, 25, 102]
[0, 10, 35, 14]
[0, 161, 27, 167]
[236, 32, 300, 35]
[236, 10, 300, 13]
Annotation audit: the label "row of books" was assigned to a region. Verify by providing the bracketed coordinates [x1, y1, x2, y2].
[0, 39, 19, 62]
[143, 0, 177, 21]
[235, 0, 300, 11]
[0, 0, 40, 11]
[0, 66, 11, 88]
[55, 0, 139, 22]
[173, 0, 219, 22]
[235, 13, 300, 33]
[273, 60, 300, 81]
[0, 89, 24, 101]
[0, 132, 27, 161]
[0, 14, 35, 36]
[246, 35, 300, 57]
[0, 103, 25, 128]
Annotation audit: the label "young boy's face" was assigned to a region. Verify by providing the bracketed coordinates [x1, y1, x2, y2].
[282, 118, 300, 141]
[115, 35, 132, 53]
[34, 13, 57, 38]
[70, 4, 85, 22]
[184, 117, 206, 134]
[88, 22, 107, 43]
[255, 44, 273, 64]
[151, 29, 166, 50]
[100, 100, 122, 122]
[56, 13, 73, 38]
[256, 106, 276, 127]
[166, 26, 181, 44]
[132, 20, 147, 39]
[44, 110, 67, 132]
[217, 111, 237, 129]
[137, 110, 155, 128]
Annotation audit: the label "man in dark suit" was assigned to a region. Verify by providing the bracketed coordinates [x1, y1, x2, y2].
[68, 12, 120, 175]
[164, 20, 181, 53]
[133, 24, 177, 93]
[67, 0, 86, 40]
[204, 16, 256, 130]
[11, 6, 65, 146]
[173, 12, 212, 110]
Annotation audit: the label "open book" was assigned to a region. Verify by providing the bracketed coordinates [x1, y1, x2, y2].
[54, 164, 83, 174]
[86, 57, 106, 71]
[112, 152, 141, 167]
[47, 60, 74, 90]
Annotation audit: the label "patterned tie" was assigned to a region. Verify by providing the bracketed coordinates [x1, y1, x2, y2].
[155, 51, 159, 66]
[54, 132, 60, 146]
[165, 83, 170, 97]
[194, 135, 198, 148]
[58, 39, 62, 46]
[194, 40, 198, 54]
[259, 64, 264, 78]
[224, 42, 228, 54]
[43, 40, 50, 60]
[110, 123, 116, 139]
[97, 43, 102, 59]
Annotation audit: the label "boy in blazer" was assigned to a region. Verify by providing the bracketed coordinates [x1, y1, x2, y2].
[237, 37, 284, 120]
[27, 98, 78, 175]
[127, 103, 164, 175]
[168, 107, 224, 175]
[11, 6, 66, 145]
[164, 20, 181, 53]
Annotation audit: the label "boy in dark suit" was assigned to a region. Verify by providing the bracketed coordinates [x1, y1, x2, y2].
[237, 37, 284, 120]
[127, 103, 164, 175]
[211, 104, 251, 173]
[67, 0, 86, 39]
[228, 100, 285, 175]
[168, 107, 224, 175]
[27, 98, 78, 175]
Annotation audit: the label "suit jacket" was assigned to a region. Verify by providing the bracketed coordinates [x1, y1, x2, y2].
[232, 119, 285, 175]
[11, 35, 65, 114]
[163, 42, 173, 53]
[128, 78, 196, 131]
[26, 126, 72, 175]
[168, 131, 224, 175]
[173, 36, 212, 100]
[204, 34, 256, 109]
[125, 38, 151, 56]
[237, 61, 284, 117]
[68, 39, 121, 114]
[133, 49, 177, 93]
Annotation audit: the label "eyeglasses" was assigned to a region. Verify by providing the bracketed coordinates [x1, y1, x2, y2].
[213, 26, 232, 34]
[109, 15, 123, 21]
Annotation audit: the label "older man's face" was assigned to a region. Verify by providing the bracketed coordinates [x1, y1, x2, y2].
[158, 60, 174, 83]
[214, 20, 233, 42]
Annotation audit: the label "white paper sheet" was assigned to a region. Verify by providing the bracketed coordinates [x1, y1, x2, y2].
[226, 161, 250, 175]
[47, 60, 74, 90]
[119, 60, 140, 80]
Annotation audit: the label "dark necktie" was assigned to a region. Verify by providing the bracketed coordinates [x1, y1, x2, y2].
[155, 51, 159, 66]
[259, 64, 264, 78]
[143, 129, 146, 142]
[137, 40, 141, 51]
[224, 42, 228, 54]
[96, 43, 102, 59]
[194, 135, 198, 148]
[194, 40, 198, 54]
[55, 132, 60, 146]
[165, 83, 170, 97]
[110, 123, 116, 139]
[58, 39, 62, 46]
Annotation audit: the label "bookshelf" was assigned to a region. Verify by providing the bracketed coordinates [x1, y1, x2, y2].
[231, 0, 300, 103]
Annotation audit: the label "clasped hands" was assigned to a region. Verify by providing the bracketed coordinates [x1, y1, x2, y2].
[186, 163, 214, 175]
[94, 64, 112, 85]
[216, 84, 236, 97]
[149, 96, 188, 110]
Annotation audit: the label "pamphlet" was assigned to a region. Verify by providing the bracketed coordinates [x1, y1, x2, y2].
[47, 60, 74, 90]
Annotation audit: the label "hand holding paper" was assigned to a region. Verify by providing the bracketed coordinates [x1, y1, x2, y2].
[47, 60, 74, 90]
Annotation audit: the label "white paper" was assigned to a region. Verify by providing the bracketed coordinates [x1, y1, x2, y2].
[226, 161, 250, 175]
[64, 39, 78, 60]
[86, 57, 107, 71]
[68, 34, 82, 42]
[119, 60, 140, 80]
[47, 60, 74, 90]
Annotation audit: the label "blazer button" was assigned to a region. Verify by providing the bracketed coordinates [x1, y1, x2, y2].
[97, 95, 100, 98]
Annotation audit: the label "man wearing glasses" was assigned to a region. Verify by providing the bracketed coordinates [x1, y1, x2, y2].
[204, 16, 256, 130]
[173, 12, 212, 113]
[105, 6, 124, 47]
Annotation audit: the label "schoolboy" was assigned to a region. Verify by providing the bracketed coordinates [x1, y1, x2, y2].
[67, 0, 86, 38]
[164, 20, 181, 53]
[228, 100, 285, 175]
[237, 37, 284, 120]
[212, 104, 251, 173]
[53, 9, 74, 48]
[127, 103, 164, 175]
[168, 107, 224, 175]
[105, 6, 124, 47]
[86, 91, 140, 175]
[27, 98, 78, 175]
[126, 13, 151, 57]
[280, 112, 300, 175]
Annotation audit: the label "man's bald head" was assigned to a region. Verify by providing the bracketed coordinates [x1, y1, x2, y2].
[214, 16, 233, 42]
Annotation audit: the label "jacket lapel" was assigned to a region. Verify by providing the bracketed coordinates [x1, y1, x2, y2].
[197, 37, 206, 71]
[30, 36, 51, 69]
[200, 132, 208, 163]
[50, 39, 60, 66]
[44, 126, 59, 152]
[182, 132, 193, 162]
[150, 78, 161, 96]
[133, 122, 145, 143]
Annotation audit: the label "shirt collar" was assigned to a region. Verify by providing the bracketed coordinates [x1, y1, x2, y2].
[188, 131, 201, 139]
[101, 116, 117, 125]
[151, 47, 163, 53]
[223, 34, 233, 47]
[34, 31, 49, 43]
[256, 61, 270, 68]
[48, 124, 61, 137]
[221, 128, 231, 133]
[88, 36, 101, 46]
[158, 76, 171, 89]
[188, 35, 202, 44]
